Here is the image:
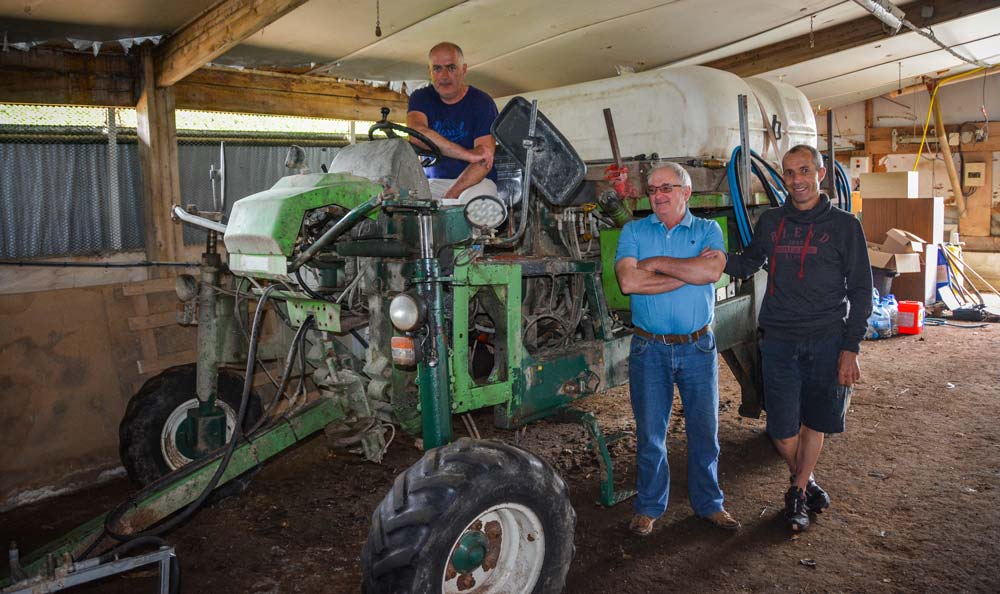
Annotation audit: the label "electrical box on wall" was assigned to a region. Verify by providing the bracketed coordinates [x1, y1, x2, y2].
[963, 162, 986, 187]
[850, 157, 871, 177]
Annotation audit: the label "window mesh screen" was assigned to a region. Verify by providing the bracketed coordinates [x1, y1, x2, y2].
[1, 105, 361, 258]
[0, 106, 144, 258]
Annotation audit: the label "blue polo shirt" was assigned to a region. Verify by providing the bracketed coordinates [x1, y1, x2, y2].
[615, 210, 724, 335]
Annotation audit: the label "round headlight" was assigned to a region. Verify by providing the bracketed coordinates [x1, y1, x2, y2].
[463, 195, 507, 231]
[389, 292, 426, 332]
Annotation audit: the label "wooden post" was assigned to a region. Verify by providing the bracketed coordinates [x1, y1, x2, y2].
[136, 47, 184, 269]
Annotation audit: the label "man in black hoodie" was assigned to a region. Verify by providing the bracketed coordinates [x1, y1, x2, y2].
[724, 145, 872, 532]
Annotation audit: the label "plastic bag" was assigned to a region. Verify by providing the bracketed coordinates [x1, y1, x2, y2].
[865, 288, 892, 340]
[883, 294, 899, 336]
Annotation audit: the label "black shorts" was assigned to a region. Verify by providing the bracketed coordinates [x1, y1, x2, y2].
[760, 333, 851, 439]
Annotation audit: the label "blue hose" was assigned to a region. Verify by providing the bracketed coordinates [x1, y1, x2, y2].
[833, 161, 852, 212]
[727, 147, 754, 248]
[727, 147, 789, 247]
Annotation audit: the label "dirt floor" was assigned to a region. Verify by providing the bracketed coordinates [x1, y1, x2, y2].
[3, 323, 999, 593]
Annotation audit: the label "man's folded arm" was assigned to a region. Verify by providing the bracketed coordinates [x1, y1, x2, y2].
[615, 257, 685, 294]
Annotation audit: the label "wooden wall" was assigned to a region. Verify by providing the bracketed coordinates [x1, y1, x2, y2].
[0, 274, 197, 509]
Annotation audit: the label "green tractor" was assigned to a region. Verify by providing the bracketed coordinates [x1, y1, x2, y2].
[4, 99, 764, 594]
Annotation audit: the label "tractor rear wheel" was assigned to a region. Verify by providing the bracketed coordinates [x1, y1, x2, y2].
[362, 438, 576, 594]
[119, 364, 263, 487]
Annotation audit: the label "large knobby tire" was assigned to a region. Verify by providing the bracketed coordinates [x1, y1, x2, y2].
[362, 438, 576, 594]
[119, 364, 263, 487]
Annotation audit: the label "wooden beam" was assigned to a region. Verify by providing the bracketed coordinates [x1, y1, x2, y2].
[174, 68, 408, 121]
[136, 48, 185, 267]
[0, 50, 406, 120]
[156, 0, 310, 88]
[704, 0, 1000, 78]
[868, 122, 1000, 154]
[0, 50, 136, 106]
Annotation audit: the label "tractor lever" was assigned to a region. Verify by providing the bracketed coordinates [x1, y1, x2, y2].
[171, 205, 228, 234]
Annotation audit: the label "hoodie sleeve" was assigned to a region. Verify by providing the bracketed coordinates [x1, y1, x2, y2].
[841, 215, 873, 353]
[724, 211, 773, 279]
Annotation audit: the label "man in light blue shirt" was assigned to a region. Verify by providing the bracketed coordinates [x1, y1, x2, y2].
[614, 162, 738, 535]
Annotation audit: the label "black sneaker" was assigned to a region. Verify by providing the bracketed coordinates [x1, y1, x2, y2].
[784, 486, 810, 532]
[806, 478, 830, 514]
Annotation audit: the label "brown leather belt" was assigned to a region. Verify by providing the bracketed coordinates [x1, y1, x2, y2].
[634, 324, 710, 345]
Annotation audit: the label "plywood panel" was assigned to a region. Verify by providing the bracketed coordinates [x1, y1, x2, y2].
[861, 198, 944, 305]
[862, 198, 943, 244]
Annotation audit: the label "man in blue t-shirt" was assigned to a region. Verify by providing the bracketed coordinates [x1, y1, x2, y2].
[407, 42, 498, 205]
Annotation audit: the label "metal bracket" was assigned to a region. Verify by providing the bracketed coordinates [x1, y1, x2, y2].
[4, 546, 176, 594]
[555, 409, 636, 506]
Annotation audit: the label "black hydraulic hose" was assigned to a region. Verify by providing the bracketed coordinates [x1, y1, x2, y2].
[103, 285, 279, 542]
[249, 316, 313, 435]
[350, 328, 369, 349]
[289, 194, 383, 272]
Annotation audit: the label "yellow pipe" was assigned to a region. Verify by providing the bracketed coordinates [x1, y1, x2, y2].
[913, 67, 985, 169]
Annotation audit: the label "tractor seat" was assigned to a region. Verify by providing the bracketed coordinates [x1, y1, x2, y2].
[328, 138, 432, 201]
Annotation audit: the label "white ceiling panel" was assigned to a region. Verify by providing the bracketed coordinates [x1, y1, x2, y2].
[302, 0, 844, 94]
[218, 0, 464, 69]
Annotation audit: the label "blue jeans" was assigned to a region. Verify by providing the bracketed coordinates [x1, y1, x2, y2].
[628, 332, 724, 518]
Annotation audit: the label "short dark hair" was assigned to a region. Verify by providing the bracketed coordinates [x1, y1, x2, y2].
[784, 144, 824, 170]
[428, 42, 464, 64]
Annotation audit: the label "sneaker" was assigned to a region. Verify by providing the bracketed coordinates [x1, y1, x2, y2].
[784, 486, 810, 532]
[806, 478, 830, 514]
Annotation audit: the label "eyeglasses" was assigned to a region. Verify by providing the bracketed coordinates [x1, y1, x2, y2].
[647, 183, 687, 195]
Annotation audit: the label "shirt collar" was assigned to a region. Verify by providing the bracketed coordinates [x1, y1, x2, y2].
[647, 209, 693, 230]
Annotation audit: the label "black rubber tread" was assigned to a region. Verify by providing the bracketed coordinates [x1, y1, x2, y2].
[118, 364, 263, 487]
[361, 438, 576, 594]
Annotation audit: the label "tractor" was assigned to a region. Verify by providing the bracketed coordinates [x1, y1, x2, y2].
[4, 96, 767, 594]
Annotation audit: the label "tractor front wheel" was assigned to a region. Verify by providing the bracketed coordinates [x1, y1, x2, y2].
[118, 364, 263, 486]
[362, 438, 576, 594]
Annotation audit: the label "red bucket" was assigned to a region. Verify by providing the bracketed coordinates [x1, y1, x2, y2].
[897, 300, 925, 335]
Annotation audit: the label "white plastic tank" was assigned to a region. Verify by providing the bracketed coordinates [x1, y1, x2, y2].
[498, 65, 816, 162]
[744, 77, 817, 155]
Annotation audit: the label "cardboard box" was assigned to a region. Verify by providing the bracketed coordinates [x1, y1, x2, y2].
[860, 171, 919, 199]
[883, 228, 926, 254]
[866, 242, 922, 273]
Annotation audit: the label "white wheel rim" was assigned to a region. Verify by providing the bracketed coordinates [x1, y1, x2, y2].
[442, 502, 546, 594]
[161, 398, 237, 470]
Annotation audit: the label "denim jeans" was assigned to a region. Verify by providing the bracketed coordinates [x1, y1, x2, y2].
[628, 331, 724, 518]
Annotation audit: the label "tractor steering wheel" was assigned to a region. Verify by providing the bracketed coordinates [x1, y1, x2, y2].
[369, 120, 443, 168]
